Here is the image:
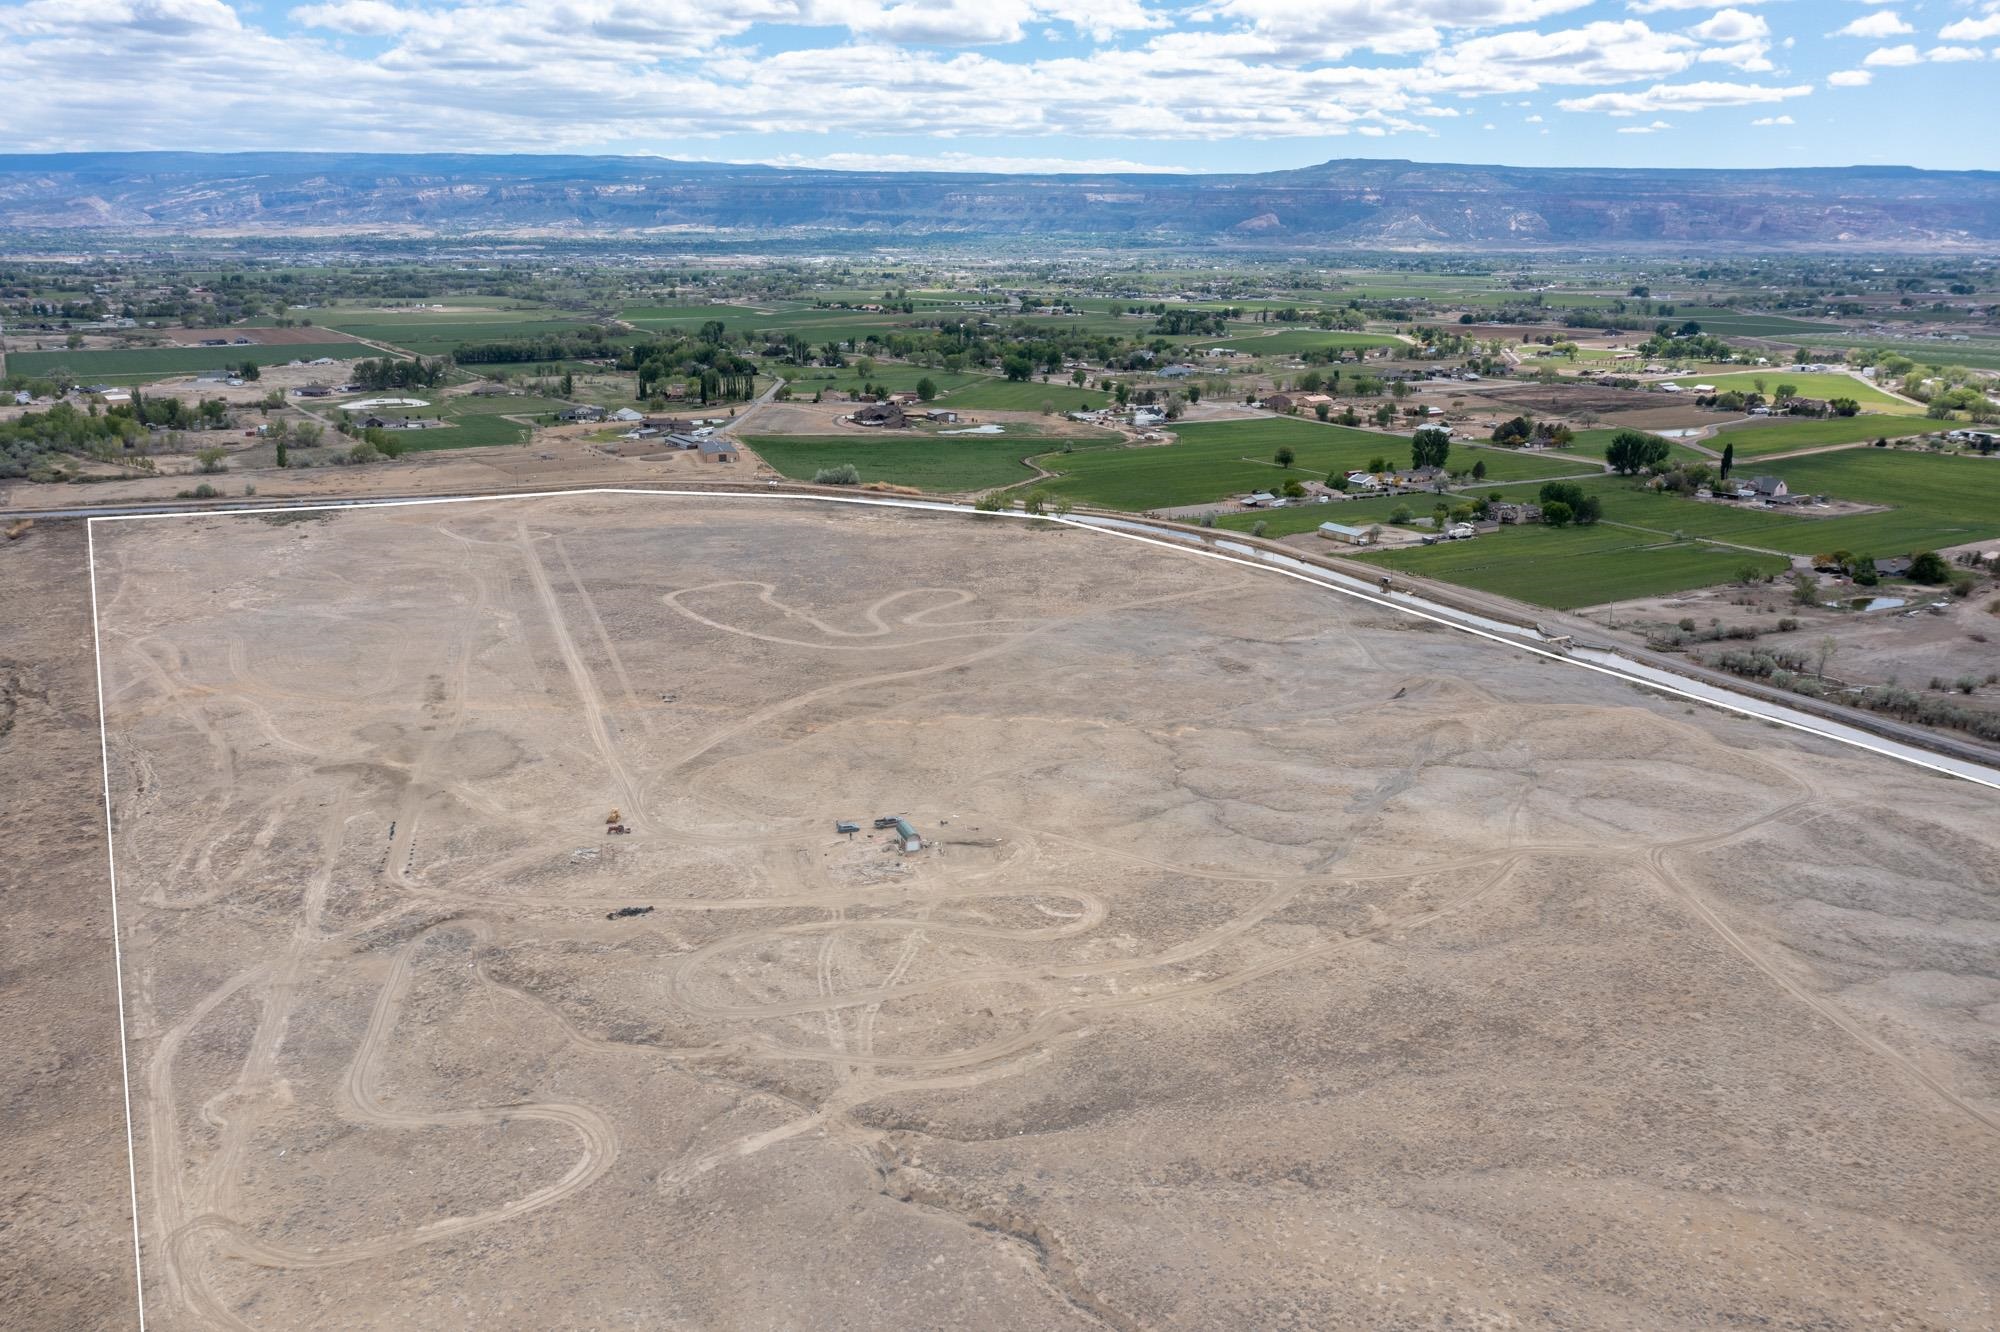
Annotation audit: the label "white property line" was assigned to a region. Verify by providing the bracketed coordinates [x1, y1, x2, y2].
[85, 519, 149, 1332]
[81, 482, 2000, 1326]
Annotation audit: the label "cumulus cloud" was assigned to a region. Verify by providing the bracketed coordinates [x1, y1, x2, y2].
[1181, 0, 1595, 61]
[0, 0, 1978, 155]
[1831, 11, 1912, 39]
[1559, 78, 1811, 114]
[1827, 68, 1873, 86]
[1688, 8, 1767, 42]
[1424, 21, 1695, 94]
[1939, 15, 2000, 42]
[1750, 113, 1793, 124]
[1862, 44, 1920, 65]
[1616, 119, 1673, 132]
[1625, 0, 1766, 11]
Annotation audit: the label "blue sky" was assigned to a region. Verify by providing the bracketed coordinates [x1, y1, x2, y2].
[2, 0, 1996, 172]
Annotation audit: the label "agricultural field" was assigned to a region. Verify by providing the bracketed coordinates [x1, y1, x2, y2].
[617, 303, 755, 329]
[5, 342, 366, 383]
[1486, 449, 2000, 560]
[1793, 335, 2000, 373]
[1202, 329, 1404, 355]
[744, 433, 1044, 491]
[1036, 419, 1405, 510]
[1670, 309, 1843, 337]
[1567, 429, 1715, 468]
[338, 394, 569, 451]
[323, 317, 626, 358]
[1358, 523, 1790, 609]
[1213, 495, 1404, 538]
[1710, 415, 1932, 459]
[939, 378, 1113, 412]
[784, 366, 982, 397]
[1663, 371, 1919, 414]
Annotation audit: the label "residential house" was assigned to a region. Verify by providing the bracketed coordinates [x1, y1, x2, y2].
[852, 402, 906, 428]
[1751, 476, 1789, 499]
[561, 405, 606, 422]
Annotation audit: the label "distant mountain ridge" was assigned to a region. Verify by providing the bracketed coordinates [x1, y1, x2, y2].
[1, 152, 1996, 249]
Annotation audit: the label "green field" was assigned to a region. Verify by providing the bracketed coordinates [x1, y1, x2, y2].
[6, 343, 368, 382]
[618, 304, 756, 328]
[1788, 333, 2000, 373]
[332, 320, 625, 357]
[1484, 449, 2000, 558]
[1671, 309, 1842, 337]
[1338, 446, 2000, 609]
[1663, 370, 1918, 414]
[1214, 496, 1406, 538]
[1356, 524, 1791, 609]
[785, 366, 982, 397]
[1710, 415, 1932, 459]
[339, 393, 569, 451]
[941, 378, 1113, 412]
[1450, 444, 1603, 483]
[1202, 330, 1404, 356]
[1035, 418, 1406, 510]
[745, 434, 1042, 492]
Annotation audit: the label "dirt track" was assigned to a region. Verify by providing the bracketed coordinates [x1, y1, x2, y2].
[57, 495, 2000, 1326]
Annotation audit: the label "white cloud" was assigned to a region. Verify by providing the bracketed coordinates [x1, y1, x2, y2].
[1925, 45, 1987, 62]
[1425, 21, 1696, 94]
[1559, 78, 1811, 114]
[1688, 8, 1767, 42]
[1830, 11, 1910, 40]
[1616, 118, 1673, 132]
[1625, 0, 1766, 10]
[1827, 68, 1873, 86]
[1940, 16, 2000, 42]
[1862, 43, 1920, 65]
[1749, 113, 1792, 124]
[1179, 0, 1595, 61]
[1524, 112, 1544, 121]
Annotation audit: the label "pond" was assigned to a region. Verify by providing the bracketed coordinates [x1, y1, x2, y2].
[1848, 596, 1908, 612]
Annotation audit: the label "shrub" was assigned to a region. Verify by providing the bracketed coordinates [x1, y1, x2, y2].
[1251, 520, 1268, 537]
[1776, 617, 1799, 632]
[813, 464, 861, 485]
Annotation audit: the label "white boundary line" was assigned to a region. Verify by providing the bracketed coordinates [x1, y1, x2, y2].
[85, 519, 149, 1332]
[82, 481, 2000, 1327]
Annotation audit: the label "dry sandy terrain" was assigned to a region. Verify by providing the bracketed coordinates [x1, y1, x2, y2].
[10, 494, 2000, 1329]
[1584, 578, 2000, 723]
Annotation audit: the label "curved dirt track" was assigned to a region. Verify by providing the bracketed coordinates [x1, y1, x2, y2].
[93, 494, 2000, 1330]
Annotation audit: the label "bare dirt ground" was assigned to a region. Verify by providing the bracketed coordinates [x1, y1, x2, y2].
[12, 494, 2000, 1329]
[1588, 576, 2000, 721]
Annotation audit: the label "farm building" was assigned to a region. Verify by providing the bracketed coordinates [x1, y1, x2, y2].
[1317, 522, 1376, 546]
[698, 438, 740, 463]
